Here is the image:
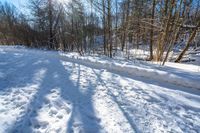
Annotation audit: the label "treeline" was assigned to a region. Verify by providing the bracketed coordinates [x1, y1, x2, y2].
[0, 0, 200, 63]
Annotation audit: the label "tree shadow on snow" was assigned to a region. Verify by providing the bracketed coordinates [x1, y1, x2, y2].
[6, 52, 102, 133]
[91, 67, 200, 132]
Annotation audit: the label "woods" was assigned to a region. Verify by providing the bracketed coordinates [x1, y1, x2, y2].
[0, 0, 200, 63]
[1, 1, 200, 132]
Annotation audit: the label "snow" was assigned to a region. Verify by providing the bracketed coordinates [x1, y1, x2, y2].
[60, 52, 200, 90]
[0, 46, 200, 133]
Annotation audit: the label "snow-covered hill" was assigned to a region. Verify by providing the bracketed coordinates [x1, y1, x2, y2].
[0, 46, 200, 133]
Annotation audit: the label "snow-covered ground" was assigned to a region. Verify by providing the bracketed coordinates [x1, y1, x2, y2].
[114, 45, 200, 66]
[0, 46, 200, 133]
[60, 52, 200, 89]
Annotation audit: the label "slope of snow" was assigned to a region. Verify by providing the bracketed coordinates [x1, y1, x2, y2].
[60, 52, 200, 89]
[0, 46, 200, 133]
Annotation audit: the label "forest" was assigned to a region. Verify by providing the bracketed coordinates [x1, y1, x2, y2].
[0, 0, 200, 132]
[0, 0, 200, 64]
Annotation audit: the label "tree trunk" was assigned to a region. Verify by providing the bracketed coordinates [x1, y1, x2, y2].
[48, 0, 54, 49]
[107, 0, 112, 58]
[149, 0, 156, 60]
[102, 0, 107, 55]
[175, 21, 200, 63]
[162, 0, 184, 65]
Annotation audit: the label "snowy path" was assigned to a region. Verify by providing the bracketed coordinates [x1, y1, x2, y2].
[0, 46, 200, 133]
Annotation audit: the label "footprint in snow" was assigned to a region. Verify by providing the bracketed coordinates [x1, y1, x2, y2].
[56, 114, 63, 119]
[30, 118, 49, 129]
[49, 108, 58, 116]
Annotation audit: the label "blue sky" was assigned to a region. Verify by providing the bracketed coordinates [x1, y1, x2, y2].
[0, 0, 197, 11]
[1, 0, 26, 9]
[1, 0, 29, 14]
[1, 0, 26, 7]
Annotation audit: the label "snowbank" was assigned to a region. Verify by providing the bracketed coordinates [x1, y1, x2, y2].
[60, 53, 200, 90]
[1, 46, 199, 89]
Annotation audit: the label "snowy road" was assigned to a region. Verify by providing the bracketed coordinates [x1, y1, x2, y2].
[0, 46, 200, 133]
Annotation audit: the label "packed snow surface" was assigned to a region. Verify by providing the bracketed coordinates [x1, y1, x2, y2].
[60, 52, 200, 89]
[0, 46, 200, 133]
